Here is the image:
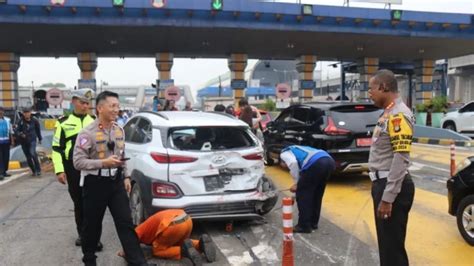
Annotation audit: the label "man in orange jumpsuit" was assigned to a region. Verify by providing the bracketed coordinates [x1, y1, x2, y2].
[119, 209, 216, 266]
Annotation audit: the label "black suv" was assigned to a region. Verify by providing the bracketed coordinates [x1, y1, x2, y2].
[263, 102, 383, 174]
[447, 156, 474, 246]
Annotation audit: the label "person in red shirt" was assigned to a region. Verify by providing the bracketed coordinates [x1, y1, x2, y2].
[118, 209, 216, 265]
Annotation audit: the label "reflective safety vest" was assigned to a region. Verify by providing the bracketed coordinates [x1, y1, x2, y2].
[52, 113, 95, 174]
[281, 145, 331, 171]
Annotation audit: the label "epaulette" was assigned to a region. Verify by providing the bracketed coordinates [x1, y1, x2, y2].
[89, 114, 97, 119]
[58, 114, 69, 123]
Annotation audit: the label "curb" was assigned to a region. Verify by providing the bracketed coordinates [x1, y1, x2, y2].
[413, 137, 474, 147]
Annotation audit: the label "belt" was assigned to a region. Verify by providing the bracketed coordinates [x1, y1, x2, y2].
[82, 168, 118, 177]
[369, 170, 390, 182]
[169, 214, 190, 226]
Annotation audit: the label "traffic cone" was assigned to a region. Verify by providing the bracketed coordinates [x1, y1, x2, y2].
[282, 197, 294, 266]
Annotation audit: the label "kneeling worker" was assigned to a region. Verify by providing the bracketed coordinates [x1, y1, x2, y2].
[119, 209, 216, 266]
[280, 145, 335, 233]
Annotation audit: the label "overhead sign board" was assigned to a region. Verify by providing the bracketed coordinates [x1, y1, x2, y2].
[230, 79, 247, 89]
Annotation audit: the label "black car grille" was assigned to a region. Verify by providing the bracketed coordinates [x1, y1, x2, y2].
[184, 201, 257, 217]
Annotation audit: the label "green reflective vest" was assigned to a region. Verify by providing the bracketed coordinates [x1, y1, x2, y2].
[52, 113, 95, 174]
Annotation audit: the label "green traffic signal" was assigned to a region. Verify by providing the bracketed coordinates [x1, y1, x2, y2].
[391, 10, 403, 21]
[113, 0, 124, 7]
[211, 0, 223, 11]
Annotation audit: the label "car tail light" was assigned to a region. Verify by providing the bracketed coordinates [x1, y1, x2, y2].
[150, 152, 198, 164]
[152, 183, 180, 198]
[354, 105, 365, 110]
[242, 152, 263, 160]
[324, 117, 351, 136]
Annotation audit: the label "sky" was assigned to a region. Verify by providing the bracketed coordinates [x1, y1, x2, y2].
[17, 0, 474, 94]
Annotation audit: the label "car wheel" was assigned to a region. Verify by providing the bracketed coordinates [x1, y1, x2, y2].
[444, 122, 457, 132]
[456, 195, 474, 246]
[130, 184, 145, 226]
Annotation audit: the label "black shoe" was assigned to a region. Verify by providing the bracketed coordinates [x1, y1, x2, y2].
[96, 241, 103, 252]
[311, 224, 318, 230]
[199, 234, 216, 262]
[36, 172, 41, 176]
[293, 224, 312, 234]
[0, 175, 4, 181]
[3, 173, 11, 177]
[181, 239, 202, 266]
[75, 237, 82, 246]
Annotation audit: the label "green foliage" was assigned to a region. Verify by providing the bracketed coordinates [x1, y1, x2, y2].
[415, 103, 427, 113]
[261, 98, 276, 111]
[40, 83, 66, 88]
[430, 96, 448, 113]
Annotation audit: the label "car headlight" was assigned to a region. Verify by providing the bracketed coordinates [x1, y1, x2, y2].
[456, 158, 472, 174]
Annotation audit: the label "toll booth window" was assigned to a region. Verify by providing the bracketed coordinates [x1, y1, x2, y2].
[170, 127, 255, 151]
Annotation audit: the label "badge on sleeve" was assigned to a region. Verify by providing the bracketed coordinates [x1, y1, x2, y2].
[388, 113, 413, 153]
[79, 135, 88, 148]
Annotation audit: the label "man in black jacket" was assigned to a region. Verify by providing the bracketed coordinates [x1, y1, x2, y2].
[15, 107, 42, 176]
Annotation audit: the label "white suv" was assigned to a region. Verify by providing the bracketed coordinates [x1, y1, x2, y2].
[123, 111, 278, 224]
[441, 101, 474, 138]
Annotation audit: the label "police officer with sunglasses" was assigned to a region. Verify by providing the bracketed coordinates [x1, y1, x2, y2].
[73, 91, 152, 266]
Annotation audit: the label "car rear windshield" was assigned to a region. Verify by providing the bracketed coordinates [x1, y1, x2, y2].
[169, 127, 257, 151]
[329, 105, 383, 132]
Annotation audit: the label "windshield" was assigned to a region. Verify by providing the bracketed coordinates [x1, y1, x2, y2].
[169, 127, 257, 151]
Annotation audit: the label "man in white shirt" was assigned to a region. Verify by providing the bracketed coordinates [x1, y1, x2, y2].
[280, 145, 335, 233]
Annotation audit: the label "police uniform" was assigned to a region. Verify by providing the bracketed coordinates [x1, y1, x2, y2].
[280, 145, 335, 232]
[73, 119, 147, 266]
[52, 88, 95, 242]
[369, 97, 415, 266]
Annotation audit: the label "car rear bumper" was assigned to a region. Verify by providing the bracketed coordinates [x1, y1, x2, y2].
[151, 189, 278, 220]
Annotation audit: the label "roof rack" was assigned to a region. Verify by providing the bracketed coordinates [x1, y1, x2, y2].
[138, 110, 169, 120]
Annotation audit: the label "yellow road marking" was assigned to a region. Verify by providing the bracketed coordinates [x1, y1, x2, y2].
[266, 166, 474, 265]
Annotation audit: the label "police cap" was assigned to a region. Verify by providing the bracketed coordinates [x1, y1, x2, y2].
[72, 88, 94, 102]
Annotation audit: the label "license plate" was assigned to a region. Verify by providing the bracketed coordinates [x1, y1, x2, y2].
[356, 138, 372, 147]
[203, 175, 232, 192]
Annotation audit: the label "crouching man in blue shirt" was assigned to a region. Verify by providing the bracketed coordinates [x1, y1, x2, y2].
[280, 145, 335, 233]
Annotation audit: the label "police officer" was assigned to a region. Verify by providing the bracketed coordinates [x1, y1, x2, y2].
[73, 91, 150, 266]
[368, 69, 415, 266]
[52, 88, 102, 248]
[280, 145, 335, 233]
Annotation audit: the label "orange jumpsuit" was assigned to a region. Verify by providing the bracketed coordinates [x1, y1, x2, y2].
[135, 209, 200, 260]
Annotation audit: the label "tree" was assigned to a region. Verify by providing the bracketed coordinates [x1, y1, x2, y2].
[40, 83, 66, 88]
[261, 98, 276, 111]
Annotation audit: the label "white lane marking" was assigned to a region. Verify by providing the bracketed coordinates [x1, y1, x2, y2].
[410, 162, 450, 173]
[250, 226, 280, 264]
[296, 234, 345, 264]
[410, 173, 448, 183]
[251, 242, 279, 264]
[227, 252, 254, 266]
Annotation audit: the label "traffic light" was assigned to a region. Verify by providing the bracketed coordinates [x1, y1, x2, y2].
[391, 10, 403, 21]
[211, 0, 223, 11]
[113, 0, 124, 7]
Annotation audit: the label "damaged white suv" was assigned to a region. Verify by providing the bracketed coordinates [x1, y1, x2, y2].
[123, 111, 278, 224]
